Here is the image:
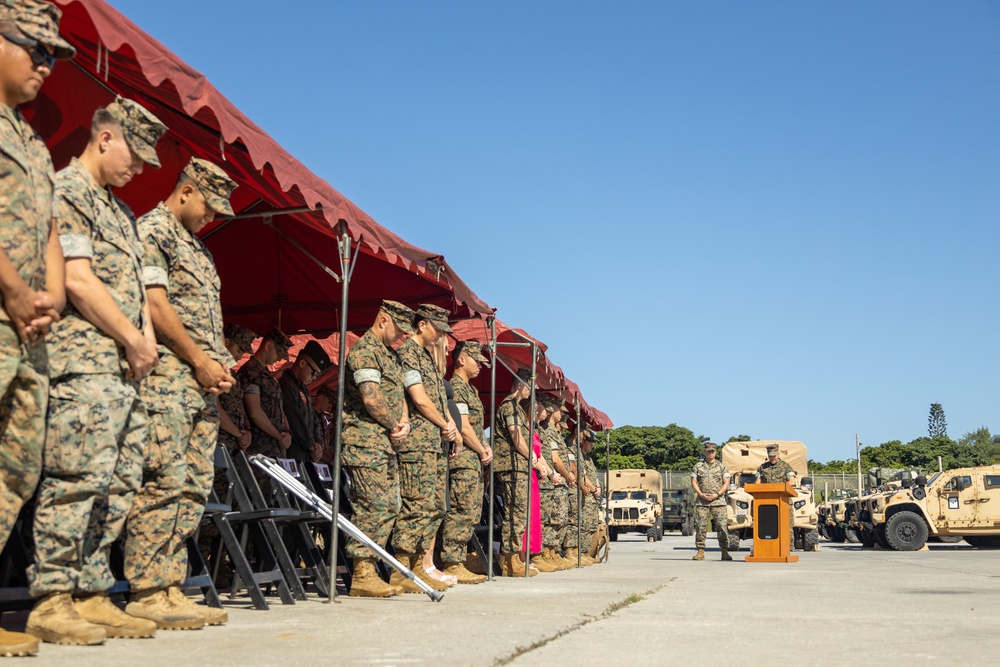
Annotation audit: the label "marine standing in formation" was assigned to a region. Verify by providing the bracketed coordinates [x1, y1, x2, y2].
[340, 300, 412, 598]
[440, 340, 490, 584]
[28, 96, 165, 644]
[691, 442, 732, 561]
[125, 157, 238, 629]
[396, 304, 456, 592]
[0, 0, 73, 655]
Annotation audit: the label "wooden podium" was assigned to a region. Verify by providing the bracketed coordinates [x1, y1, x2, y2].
[744, 482, 798, 563]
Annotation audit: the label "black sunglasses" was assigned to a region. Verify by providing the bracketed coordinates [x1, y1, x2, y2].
[2, 33, 57, 70]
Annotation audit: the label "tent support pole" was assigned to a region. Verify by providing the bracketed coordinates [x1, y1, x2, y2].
[487, 316, 497, 581]
[327, 222, 354, 603]
[604, 428, 611, 563]
[575, 394, 582, 568]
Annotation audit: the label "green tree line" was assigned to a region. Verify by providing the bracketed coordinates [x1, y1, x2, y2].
[591, 425, 995, 473]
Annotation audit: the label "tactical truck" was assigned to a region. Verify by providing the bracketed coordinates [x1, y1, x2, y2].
[606, 469, 664, 542]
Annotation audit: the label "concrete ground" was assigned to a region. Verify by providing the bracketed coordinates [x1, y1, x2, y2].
[4, 534, 998, 666]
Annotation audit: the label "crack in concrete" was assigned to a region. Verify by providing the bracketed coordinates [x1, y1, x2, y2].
[493, 580, 673, 666]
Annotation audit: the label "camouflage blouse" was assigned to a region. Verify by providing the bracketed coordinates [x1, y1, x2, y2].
[237, 354, 285, 457]
[450, 373, 483, 471]
[692, 460, 730, 506]
[341, 327, 405, 458]
[398, 337, 447, 453]
[217, 374, 247, 450]
[757, 459, 796, 485]
[494, 394, 529, 473]
[47, 158, 145, 377]
[0, 104, 57, 321]
[139, 203, 231, 369]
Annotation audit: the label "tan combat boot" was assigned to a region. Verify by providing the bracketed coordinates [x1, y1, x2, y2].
[0, 628, 39, 656]
[166, 586, 227, 626]
[409, 553, 449, 592]
[387, 552, 425, 595]
[721, 550, 733, 561]
[26, 592, 106, 645]
[74, 593, 157, 638]
[349, 558, 400, 597]
[540, 547, 569, 571]
[442, 562, 487, 585]
[463, 552, 488, 575]
[125, 589, 204, 631]
[556, 548, 578, 569]
[692, 548, 705, 561]
[527, 551, 558, 573]
[501, 553, 539, 577]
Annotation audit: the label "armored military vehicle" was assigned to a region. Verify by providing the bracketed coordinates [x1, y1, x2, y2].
[662, 488, 694, 535]
[607, 469, 663, 542]
[869, 465, 1000, 550]
[721, 441, 819, 551]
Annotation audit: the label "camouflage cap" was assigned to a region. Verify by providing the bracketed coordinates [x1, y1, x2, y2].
[581, 428, 596, 442]
[380, 299, 415, 335]
[263, 327, 293, 360]
[415, 303, 453, 333]
[538, 393, 561, 411]
[223, 322, 256, 356]
[766, 443, 780, 455]
[455, 340, 489, 367]
[703, 441, 718, 452]
[0, 0, 75, 60]
[515, 367, 533, 385]
[104, 96, 167, 168]
[183, 158, 237, 216]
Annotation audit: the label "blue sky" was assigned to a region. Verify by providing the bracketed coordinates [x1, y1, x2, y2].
[109, 1, 998, 462]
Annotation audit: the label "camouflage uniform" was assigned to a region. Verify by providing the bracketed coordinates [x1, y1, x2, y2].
[542, 425, 570, 549]
[494, 393, 530, 554]
[0, 100, 58, 551]
[341, 327, 406, 560]
[582, 454, 602, 537]
[439, 373, 484, 564]
[28, 153, 153, 597]
[692, 459, 730, 550]
[757, 457, 796, 539]
[395, 336, 448, 554]
[563, 436, 582, 551]
[125, 161, 236, 591]
[237, 354, 286, 459]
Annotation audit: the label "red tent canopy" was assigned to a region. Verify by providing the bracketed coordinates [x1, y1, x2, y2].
[31, 0, 490, 334]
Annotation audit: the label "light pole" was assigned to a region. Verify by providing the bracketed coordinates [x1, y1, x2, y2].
[855, 434, 863, 496]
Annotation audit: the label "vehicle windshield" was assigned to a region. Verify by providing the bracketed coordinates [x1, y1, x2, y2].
[631, 491, 647, 500]
[925, 472, 941, 486]
[610, 491, 628, 501]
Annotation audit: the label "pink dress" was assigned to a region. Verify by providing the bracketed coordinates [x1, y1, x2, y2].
[521, 433, 543, 555]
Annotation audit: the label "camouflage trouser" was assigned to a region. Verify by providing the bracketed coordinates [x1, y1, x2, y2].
[564, 486, 582, 550]
[538, 484, 561, 549]
[549, 484, 569, 549]
[344, 446, 399, 560]
[125, 392, 219, 590]
[583, 494, 601, 535]
[694, 504, 729, 550]
[29, 373, 146, 596]
[495, 469, 528, 554]
[0, 323, 47, 547]
[392, 449, 444, 555]
[439, 452, 483, 564]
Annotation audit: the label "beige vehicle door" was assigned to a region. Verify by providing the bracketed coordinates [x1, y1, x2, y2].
[972, 472, 1000, 529]
[935, 473, 977, 530]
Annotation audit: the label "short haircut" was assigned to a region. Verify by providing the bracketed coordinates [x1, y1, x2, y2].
[413, 315, 431, 332]
[175, 171, 196, 189]
[263, 330, 285, 346]
[90, 107, 120, 140]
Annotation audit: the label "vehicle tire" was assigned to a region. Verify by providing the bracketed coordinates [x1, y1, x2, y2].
[928, 535, 963, 544]
[845, 527, 861, 544]
[681, 520, 693, 537]
[859, 528, 875, 549]
[964, 536, 1000, 549]
[609, 527, 618, 542]
[727, 533, 740, 552]
[884, 511, 929, 551]
[794, 532, 804, 551]
[803, 529, 820, 552]
[646, 526, 656, 542]
[831, 526, 846, 543]
[656, 520, 664, 541]
[874, 524, 890, 549]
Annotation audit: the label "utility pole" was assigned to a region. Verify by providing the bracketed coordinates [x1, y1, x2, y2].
[855, 434, 863, 496]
